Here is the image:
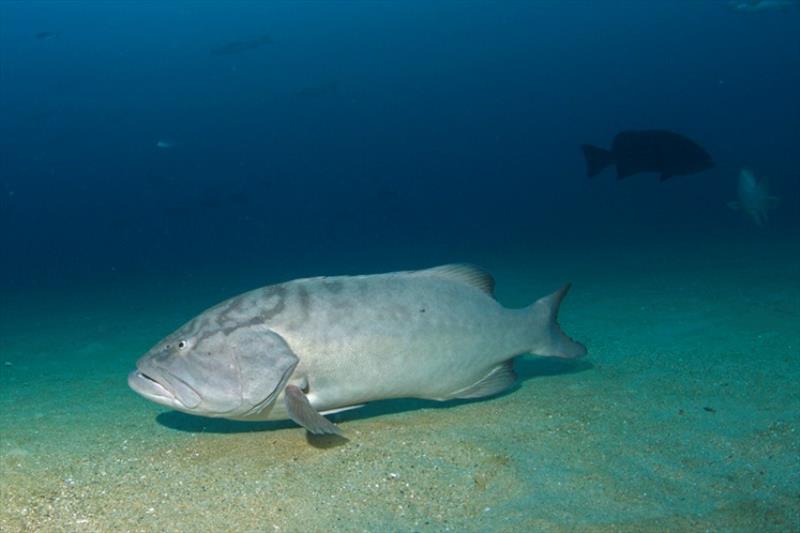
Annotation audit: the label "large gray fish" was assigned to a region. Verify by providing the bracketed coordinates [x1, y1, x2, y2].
[128, 265, 587, 435]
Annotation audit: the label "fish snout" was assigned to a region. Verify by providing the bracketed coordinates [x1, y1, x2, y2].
[128, 368, 176, 406]
[128, 362, 202, 410]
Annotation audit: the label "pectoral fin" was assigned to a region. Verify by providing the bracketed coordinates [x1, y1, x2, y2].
[284, 384, 343, 436]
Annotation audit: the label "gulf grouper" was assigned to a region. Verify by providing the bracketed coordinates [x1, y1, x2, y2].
[128, 264, 587, 436]
[581, 129, 714, 181]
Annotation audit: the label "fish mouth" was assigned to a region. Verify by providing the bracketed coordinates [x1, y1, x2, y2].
[128, 369, 182, 409]
[128, 366, 208, 414]
[130, 360, 204, 410]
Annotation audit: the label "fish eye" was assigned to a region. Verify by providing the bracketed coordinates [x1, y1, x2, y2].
[177, 340, 187, 350]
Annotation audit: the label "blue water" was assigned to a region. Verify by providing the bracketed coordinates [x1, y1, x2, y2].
[2, 1, 798, 290]
[1, 2, 798, 531]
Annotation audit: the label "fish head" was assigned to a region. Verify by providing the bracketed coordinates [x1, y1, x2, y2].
[692, 147, 715, 173]
[672, 136, 714, 175]
[129, 317, 299, 418]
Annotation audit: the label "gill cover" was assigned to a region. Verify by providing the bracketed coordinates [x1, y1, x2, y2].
[232, 329, 299, 417]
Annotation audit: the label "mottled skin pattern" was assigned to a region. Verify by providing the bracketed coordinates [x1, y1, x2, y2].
[263, 274, 536, 419]
[129, 266, 586, 428]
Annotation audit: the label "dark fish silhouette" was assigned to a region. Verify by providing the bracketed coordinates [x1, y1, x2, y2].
[581, 130, 714, 181]
[211, 34, 273, 55]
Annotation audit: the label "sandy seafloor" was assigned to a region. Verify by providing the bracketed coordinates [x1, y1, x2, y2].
[1, 239, 798, 532]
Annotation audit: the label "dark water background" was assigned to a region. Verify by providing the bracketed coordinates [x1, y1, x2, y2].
[1, 1, 798, 293]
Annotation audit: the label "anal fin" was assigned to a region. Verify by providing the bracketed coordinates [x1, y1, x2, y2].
[450, 360, 517, 400]
[284, 385, 343, 435]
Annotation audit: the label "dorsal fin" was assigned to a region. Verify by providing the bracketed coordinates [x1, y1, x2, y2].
[417, 264, 495, 296]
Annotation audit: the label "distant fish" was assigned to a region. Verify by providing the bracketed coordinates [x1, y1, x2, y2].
[728, 168, 780, 226]
[211, 34, 273, 55]
[728, 0, 798, 12]
[156, 139, 176, 149]
[581, 130, 714, 181]
[35, 31, 58, 40]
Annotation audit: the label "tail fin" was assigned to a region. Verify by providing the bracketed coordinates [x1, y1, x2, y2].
[528, 283, 587, 359]
[581, 144, 615, 177]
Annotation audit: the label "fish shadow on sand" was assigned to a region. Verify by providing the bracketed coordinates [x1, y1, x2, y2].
[156, 412, 295, 434]
[155, 357, 592, 448]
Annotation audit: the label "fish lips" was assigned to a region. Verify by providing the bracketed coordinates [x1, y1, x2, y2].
[128, 364, 202, 410]
[128, 369, 174, 404]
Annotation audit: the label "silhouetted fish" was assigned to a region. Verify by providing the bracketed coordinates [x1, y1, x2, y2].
[211, 34, 273, 55]
[581, 130, 714, 181]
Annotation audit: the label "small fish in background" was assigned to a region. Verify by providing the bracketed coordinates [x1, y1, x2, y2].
[155, 139, 176, 149]
[728, 0, 799, 12]
[35, 31, 58, 40]
[211, 34, 273, 55]
[581, 129, 714, 182]
[128, 265, 586, 437]
[728, 168, 780, 226]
